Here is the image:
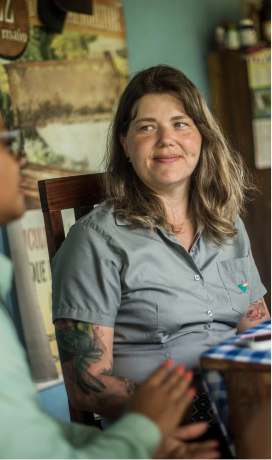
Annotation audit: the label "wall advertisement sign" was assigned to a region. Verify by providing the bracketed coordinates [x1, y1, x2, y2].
[20, 208, 75, 377]
[0, 0, 29, 59]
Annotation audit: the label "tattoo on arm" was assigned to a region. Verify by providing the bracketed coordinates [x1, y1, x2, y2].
[56, 320, 106, 395]
[55, 319, 139, 404]
[115, 376, 140, 394]
[246, 298, 268, 322]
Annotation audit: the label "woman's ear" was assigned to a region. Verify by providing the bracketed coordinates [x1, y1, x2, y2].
[119, 134, 129, 158]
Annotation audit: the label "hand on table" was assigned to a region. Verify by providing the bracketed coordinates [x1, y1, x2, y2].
[154, 423, 220, 459]
[126, 359, 195, 439]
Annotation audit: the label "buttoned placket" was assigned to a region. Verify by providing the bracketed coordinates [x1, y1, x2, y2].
[156, 228, 213, 330]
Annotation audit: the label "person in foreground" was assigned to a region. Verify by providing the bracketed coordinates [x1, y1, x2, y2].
[0, 119, 221, 459]
[52, 65, 270, 453]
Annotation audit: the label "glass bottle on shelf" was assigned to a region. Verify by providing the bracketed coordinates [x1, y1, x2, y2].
[239, 19, 258, 47]
[225, 23, 241, 49]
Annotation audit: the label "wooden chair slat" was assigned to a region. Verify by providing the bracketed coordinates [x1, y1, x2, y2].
[50, 210, 65, 261]
[42, 211, 59, 264]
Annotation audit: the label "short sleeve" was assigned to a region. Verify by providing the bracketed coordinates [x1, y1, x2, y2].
[239, 218, 267, 304]
[52, 222, 121, 327]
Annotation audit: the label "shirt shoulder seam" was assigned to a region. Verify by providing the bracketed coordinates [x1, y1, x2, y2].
[76, 221, 121, 268]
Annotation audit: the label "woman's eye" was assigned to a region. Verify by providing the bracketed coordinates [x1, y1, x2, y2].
[141, 125, 152, 131]
[175, 122, 186, 127]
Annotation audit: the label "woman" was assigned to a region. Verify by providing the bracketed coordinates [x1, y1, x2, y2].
[52, 65, 269, 432]
[0, 119, 220, 459]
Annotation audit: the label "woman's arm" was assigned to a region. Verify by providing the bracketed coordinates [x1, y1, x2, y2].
[237, 297, 270, 334]
[55, 318, 140, 419]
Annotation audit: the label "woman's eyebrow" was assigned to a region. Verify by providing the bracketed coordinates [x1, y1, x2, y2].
[171, 115, 189, 120]
[135, 115, 189, 124]
[134, 117, 156, 124]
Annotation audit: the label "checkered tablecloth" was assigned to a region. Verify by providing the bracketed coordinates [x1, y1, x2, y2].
[201, 319, 271, 458]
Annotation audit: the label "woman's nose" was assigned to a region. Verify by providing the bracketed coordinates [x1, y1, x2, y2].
[157, 126, 174, 147]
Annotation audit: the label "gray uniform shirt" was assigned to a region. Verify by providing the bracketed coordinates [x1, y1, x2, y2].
[52, 201, 266, 383]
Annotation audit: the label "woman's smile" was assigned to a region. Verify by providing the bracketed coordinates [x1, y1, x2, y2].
[154, 154, 182, 163]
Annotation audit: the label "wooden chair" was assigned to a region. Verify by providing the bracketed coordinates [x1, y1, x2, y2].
[38, 173, 104, 427]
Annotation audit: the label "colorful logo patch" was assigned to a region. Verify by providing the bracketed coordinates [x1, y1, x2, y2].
[238, 283, 248, 293]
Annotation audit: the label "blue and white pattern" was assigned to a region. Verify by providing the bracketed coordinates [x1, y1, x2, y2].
[201, 319, 271, 458]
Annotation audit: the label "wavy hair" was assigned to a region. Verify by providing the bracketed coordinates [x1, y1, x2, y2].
[103, 65, 255, 245]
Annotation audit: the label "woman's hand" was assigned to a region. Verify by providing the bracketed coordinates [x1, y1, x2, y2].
[126, 359, 196, 439]
[154, 423, 220, 459]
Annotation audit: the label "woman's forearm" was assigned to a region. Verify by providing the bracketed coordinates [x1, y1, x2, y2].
[62, 360, 140, 419]
[55, 319, 140, 419]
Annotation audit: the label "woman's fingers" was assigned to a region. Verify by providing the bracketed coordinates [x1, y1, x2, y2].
[172, 422, 209, 441]
[148, 362, 195, 417]
[163, 368, 194, 403]
[144, 361, 195, 399]
[173, 387, 196, 422]
[188, 440, 221, 459]
[171, 440, 221, 460]
[160, 364, 191, 385]
[144, 359, 173, 386]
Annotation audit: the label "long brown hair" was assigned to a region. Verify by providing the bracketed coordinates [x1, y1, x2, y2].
[103, 65, 255, 245]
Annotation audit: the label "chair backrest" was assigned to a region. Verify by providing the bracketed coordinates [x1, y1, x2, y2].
[38, 173, 104, 427]
[38, 173, 104, 265]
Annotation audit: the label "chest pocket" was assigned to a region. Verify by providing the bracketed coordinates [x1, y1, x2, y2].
[217, 256, 250, 316]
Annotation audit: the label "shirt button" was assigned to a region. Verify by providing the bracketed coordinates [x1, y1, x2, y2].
[194, 274, 200, 281]
[207, 310, 213, 317]
[204, 324, 211, 329]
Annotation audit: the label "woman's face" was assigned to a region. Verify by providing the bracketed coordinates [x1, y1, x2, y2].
[0, 120, 26, 226]
[120, 93, 202, 196]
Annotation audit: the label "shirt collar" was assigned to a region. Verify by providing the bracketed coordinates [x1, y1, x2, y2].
[115, 215, 159, 230]
[0, 253, 13, 300]
[115, 216, 133, 226]
[115, 215, 204, 237]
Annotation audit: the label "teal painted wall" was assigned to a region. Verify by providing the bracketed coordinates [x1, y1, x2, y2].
[123, 0, 241, 106]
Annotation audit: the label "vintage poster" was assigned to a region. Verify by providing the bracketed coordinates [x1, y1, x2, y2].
[0, 0, 129, 381]
[246, 48, 271, 169]
[20, 208, 75, 375]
